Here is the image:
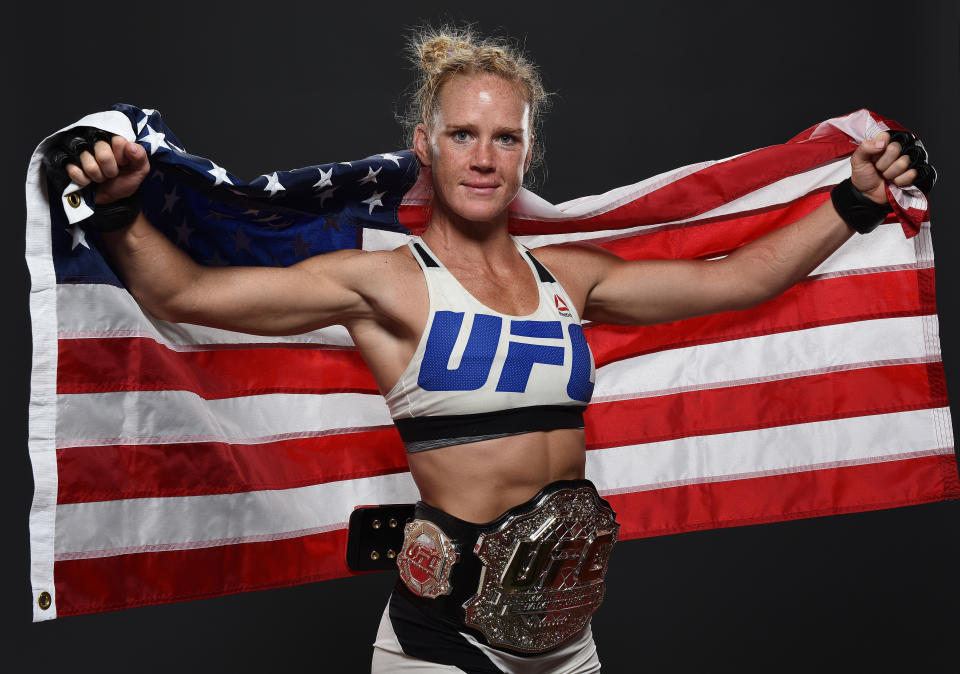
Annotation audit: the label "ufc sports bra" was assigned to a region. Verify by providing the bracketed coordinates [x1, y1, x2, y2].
[384, 236, 595, 453]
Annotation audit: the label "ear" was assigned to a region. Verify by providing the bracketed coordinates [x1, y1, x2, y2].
[413, 123, 432, 167]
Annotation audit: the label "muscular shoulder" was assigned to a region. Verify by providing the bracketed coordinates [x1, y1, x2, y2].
[530, 242, 621, 303]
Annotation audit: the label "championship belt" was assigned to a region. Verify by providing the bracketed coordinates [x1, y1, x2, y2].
[396, 480, 619, 654]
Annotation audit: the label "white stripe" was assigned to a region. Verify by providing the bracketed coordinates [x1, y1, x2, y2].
[54, 408, 948, 558]
[55, 471, 419, 558]
[586, 407, 953, 495]
[56, 391, 393, 449]
[592, 316, 933, 401]
[56, 283, 354, 346]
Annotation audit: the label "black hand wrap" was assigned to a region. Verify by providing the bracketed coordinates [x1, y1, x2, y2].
[830, 129, 937, 235]
[41, 126, 142, 233]
[830, 177, 892, 235]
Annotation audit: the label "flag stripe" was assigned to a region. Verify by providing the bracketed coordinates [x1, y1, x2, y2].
[585, 361, 947, 449]
[56, 268, 930, 394]
[593, 315, 933, 400]
[57, 428, 407, 504]
[604, 452, 959, 539]
[55, 362, 944, 503]
[57, 337, 379, 397]
[54, 408, 949, 557]
[53, 527, 353, 618]
[51, 452, 957, 618]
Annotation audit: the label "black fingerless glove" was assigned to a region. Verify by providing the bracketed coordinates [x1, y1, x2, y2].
[830, 129, 937, 235]
[41, 126, 142, 233]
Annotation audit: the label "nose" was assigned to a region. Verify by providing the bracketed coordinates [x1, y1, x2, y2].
[470, 140, 495, 172]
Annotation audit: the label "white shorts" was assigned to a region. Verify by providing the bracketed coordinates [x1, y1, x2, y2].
[371, 591, 602, 673]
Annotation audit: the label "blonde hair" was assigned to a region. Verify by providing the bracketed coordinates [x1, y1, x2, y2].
[401, 25, 550, 185]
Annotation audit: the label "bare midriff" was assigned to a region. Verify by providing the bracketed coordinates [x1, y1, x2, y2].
[406, 427, 587, 523]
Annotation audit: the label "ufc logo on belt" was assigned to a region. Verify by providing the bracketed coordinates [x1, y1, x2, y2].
[500, 524, 616, 593]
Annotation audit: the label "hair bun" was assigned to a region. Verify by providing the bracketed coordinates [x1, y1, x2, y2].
[420, 36, 455, 74]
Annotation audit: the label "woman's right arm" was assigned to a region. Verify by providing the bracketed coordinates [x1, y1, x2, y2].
[55, 131, 387, 337]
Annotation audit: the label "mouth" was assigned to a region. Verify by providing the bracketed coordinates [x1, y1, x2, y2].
[462, 182, 499, 195]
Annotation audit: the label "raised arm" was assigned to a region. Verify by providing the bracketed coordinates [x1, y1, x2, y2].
[46, 129, 392, 336]
[546, 131, 931, 326]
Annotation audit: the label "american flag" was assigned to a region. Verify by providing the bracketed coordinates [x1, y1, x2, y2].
[26, 104, 956, 621]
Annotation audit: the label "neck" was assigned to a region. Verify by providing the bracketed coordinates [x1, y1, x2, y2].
[420, 203, 517, 266]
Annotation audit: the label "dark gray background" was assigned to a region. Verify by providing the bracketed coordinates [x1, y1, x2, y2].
[5, 1, 959, 671]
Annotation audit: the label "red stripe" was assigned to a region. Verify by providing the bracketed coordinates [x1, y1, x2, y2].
[607, 453, 958, 540]
[586, 268, 930, 367]
[593, 190, 832, 261]
[54, 528, 354, 618]
[57, 427, 407, 504]
[585, 361, 948, 449]
[53, 454, 957, 617]
[58, 338, 379, 397]
[57, 363, 944, 503]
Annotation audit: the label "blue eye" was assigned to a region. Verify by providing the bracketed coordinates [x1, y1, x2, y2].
[453, 130, 470, 142]
[499, 134, 516, 145]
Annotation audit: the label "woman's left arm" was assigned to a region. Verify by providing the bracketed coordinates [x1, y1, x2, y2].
[563, 130, 929, 326]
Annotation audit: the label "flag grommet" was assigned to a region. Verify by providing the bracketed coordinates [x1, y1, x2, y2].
[37, 592, 51, 610]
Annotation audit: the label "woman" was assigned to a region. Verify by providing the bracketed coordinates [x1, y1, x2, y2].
[44, 28, 932, 674]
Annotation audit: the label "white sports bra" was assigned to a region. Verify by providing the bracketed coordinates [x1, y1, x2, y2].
[385, 236, 595, 453]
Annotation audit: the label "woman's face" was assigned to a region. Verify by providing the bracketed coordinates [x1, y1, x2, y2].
[414, 73, 533, 227]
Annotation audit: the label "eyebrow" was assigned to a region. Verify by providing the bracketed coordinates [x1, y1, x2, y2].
[442, 124, 526, 135]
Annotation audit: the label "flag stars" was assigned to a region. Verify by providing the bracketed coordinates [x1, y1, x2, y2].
[204, 250, 230, 267]
[161, 187, 181, 214]
[380, 153, 403, 167]
[233, 225, 252, 253]
[362, 190, 386, 214]
[359, 166, 382, 185]
[207, 161, 233, 186]
[291, 233, 314, 259]
[66, 224, 89, 250]
[318, 186, 338, 206]
[261, 172, 286, 197]
[136, 109, 156, 134]
[174, 218, 194, 245]
[139, 125, 170, 155]
[313, 167, 333, 189]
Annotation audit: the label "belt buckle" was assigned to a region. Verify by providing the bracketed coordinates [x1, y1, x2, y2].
[463, 484, 619, 653]
[397, 519, 460, 599]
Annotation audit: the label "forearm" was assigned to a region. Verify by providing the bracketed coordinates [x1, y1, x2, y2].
[98, 212, 203, 321]
[722, 199, 855, 308]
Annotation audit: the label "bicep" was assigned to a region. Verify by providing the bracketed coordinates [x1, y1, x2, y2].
[583, 254, 750, 326]
[171, 250, 375, 336]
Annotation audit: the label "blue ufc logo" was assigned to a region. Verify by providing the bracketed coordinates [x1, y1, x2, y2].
[417, 311, 593, 401]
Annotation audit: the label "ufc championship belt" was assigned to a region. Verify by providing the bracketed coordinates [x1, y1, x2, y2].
[396, 479, 619, 654]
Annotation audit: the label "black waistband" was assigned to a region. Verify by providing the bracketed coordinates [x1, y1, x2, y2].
[395, 479, 604, 644]
[394, 405, 586, 449]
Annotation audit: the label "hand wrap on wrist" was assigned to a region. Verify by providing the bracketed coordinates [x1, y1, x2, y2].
[830, 177, 892, 235]
[87, 191, 142, 232]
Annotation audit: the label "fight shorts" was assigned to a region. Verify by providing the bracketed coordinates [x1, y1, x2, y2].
[370, 479, 618, 672]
